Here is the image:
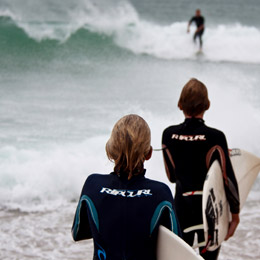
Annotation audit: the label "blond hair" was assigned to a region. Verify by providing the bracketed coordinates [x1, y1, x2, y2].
[178, 78, 210, 117]
[106, 114, 151, 179]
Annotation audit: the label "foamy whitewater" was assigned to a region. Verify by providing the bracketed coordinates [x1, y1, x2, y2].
[0, 0, 260, 259]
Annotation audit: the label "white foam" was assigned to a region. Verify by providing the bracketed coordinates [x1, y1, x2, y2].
[0, 136, 111, 210]
[113, 21, 260, 64]
[1, 94, 260, 211]
[1, 0, 260, 63]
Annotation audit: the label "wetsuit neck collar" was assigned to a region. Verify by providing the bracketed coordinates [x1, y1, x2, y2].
[184, 117, 204, 123]
[111, 169, 146, 180]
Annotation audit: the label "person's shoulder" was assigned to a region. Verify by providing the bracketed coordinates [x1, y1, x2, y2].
[84, 173, 111, 185]
[81, 173, 114, 194]
[162, 124, 182, 143]
[204, 124, 226, 138]
[87, 172, 106, 179]
[144, 177, 172, 193]
[163, 123, 183, 135]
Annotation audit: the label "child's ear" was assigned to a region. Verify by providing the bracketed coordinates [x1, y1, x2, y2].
[178, 102, 183, 111]
[206, 100, 210, 110]
[145, 146, 153, 161]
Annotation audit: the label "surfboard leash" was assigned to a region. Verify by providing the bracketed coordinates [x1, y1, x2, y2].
[153, 147, 167, 152]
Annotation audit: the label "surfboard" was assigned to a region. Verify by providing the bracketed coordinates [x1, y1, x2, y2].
[195, 50, 203, 55]
[202, 148, 260, 251]
[157, 225, 204, 260]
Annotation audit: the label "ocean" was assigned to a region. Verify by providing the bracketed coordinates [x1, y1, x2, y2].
[0, 0, 260, 259]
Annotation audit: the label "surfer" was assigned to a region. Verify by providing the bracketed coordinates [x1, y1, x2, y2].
[187, 9, 205, 50]
[162, 79, 240, 260]
[72, 114, 181, 260]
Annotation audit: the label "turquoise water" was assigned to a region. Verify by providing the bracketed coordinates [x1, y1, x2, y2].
[0, 0, 260, 259]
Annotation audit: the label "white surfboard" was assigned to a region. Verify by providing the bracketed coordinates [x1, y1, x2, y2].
[157, 225, 204, 260]
[202, 149, 260, 251]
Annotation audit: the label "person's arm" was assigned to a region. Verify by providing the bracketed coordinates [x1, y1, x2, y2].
[207, 134, 240, 240]
[196, 17, 205, 33]
[162, 143, 176, 183]
[72, 198, 92, 241]
[220, 136, 240, 240]
[224, 148, 240, 240]
[207, 138, 240, 214]
[157, 185, 182, 237]
[196, 23, 204, 33]
[225, 213, 240, 241]
[71, 179, 94, 241]
[187, 17, 194, 33]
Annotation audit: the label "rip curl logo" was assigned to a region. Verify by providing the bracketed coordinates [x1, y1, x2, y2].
[100, 187, 152, 197]
[171, 134, 206, 141]
[97, 244, 106, 260]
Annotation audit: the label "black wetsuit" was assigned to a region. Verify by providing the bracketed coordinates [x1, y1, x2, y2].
[189, 16, 205, 48]
[72, 170, 181, 260]
[162, 118, 240, 260]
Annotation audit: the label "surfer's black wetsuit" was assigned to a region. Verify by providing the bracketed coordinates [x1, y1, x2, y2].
[72, 170, 181, 260]
[189, 15, 204, 48]
[162, 118, 240, 259]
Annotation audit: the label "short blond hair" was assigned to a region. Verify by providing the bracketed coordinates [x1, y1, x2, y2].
[106, 114, 151, 179]
[178, 78, 210, 117]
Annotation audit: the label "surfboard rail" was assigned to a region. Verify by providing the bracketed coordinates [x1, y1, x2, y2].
[157, 225, 204, 260]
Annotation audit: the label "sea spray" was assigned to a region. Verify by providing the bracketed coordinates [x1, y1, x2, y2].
[1, 1, 260, 63]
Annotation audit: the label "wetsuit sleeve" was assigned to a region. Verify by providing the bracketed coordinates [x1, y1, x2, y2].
[71, 179, 95, 241]
[189, 16, 195, 24]
[208, 133, 240, 214]
[162, 130, 176, 183]
[71, 199, 92, 241]
[150, 185, 181, 237]
[158, 200, 182, 237]
[223, 147, 240, 214]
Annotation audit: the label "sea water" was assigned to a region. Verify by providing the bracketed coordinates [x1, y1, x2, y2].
[0, 0, 260, 259]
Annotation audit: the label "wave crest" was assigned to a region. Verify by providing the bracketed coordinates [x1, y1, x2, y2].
[1, 1, 260, 64]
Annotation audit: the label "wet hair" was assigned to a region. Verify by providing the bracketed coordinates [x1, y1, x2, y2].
[178, 78, 210, 117]
[106, 114, 151, 179]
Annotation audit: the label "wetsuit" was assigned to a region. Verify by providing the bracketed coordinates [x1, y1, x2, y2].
[72, 170, 180, 260]
[162, 118, 240, 260]
[189, 16, 205, 48]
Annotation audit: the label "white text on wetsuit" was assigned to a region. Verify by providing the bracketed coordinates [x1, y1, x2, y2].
[100, 187, 152, 197]
[171, 134, 206, 141]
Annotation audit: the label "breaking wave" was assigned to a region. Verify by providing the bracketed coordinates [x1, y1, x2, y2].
[1, 0, 260, 64]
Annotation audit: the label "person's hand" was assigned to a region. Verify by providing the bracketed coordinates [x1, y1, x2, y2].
[225, 213, 240, 241]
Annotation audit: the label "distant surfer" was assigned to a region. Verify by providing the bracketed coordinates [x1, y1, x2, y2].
[187, 9, 205, 50]
[162, 78, 240, 260]
[72, 114, 181, 260]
